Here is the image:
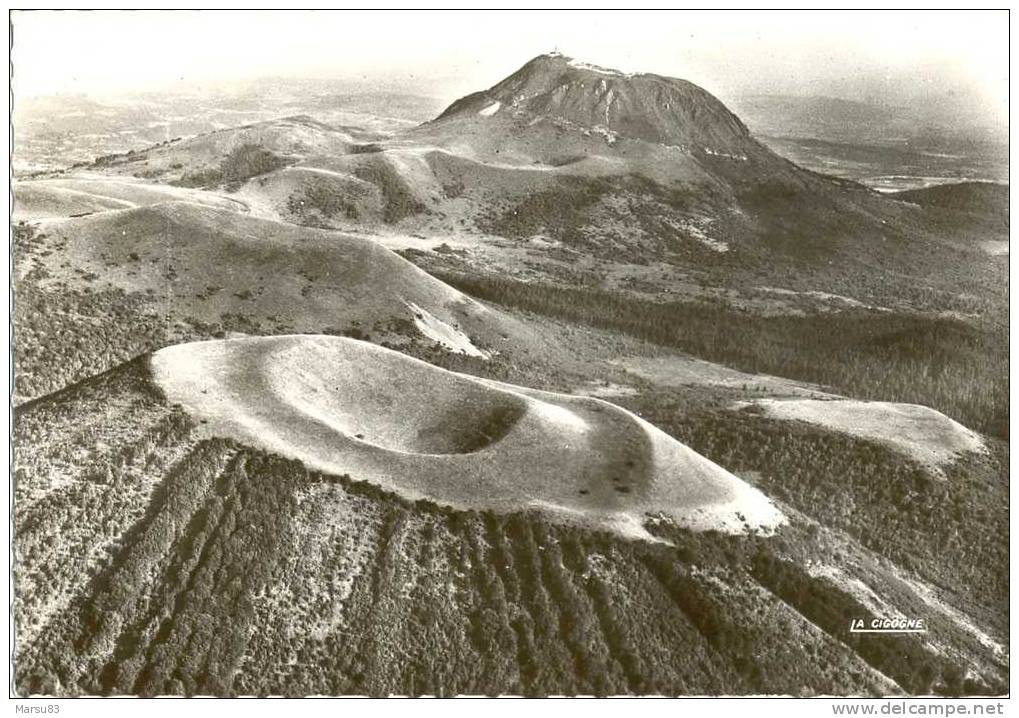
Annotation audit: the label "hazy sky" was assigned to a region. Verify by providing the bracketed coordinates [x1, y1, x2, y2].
[11, 10, 1009, 121]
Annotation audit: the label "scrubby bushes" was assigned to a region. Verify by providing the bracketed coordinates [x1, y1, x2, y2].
[173, 143, 287, 189]
[625, 395, 1009, 612]
[352, 162, 425, 223]
[751, 554, 984, 695]
[436, 272, 1008, 439]
[349, 143, 383, 154]
[220, 143, 287, 185]
[287, 183, 362, 222]
[173, 167, 224, 188]
[475, 176, 614, 246]
[13, 281, 171, 401]
[14, 405, 1002, 696]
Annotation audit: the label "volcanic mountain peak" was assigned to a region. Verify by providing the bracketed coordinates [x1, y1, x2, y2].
[433, 52, 753, 151]
[536, 51, 636, 78]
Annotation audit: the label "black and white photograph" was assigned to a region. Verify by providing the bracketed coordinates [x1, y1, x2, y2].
[6, 8, 1011, 704]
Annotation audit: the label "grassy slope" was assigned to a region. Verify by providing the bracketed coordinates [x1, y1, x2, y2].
[149, 335, 785, 539]
[49, 114, 1007, 312]
[12, 211, 529, 403]
[894, 182, 1008, 216]
[434, 273, 1008, 439]
[12, 112, 1009, 697]
[13, 353, 1007, 697]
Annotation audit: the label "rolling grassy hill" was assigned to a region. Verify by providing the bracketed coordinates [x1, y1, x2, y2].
[39, 54, 1004, 315]
[151, 335, 786, 539]
[12, 202, 530, 401]
[13, 176, 248, 221]
[11, 52, 1009, 698]
[13, 343, 1007, 697]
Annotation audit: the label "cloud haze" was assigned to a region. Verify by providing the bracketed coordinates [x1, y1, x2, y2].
[11, 10, 1009, 126]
